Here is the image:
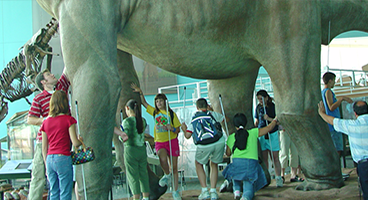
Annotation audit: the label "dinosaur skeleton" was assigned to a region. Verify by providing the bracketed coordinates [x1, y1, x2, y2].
[0, 18, 59, 123]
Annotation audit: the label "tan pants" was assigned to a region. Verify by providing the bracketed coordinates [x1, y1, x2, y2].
[279, 130, 299, 169]
[28, 143, 46, 200]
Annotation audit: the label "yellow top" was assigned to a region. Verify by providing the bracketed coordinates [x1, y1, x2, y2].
[146, 105, 181, 142]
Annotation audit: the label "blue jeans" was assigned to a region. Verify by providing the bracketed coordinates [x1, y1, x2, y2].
[233, 180, 254, 200]
[46, 154, 73, 200]
[357, 161, 368, 200]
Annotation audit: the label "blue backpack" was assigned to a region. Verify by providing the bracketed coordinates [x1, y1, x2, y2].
[191, 111, 223, 145]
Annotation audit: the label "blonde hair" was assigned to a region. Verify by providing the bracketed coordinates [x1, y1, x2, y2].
[49, 90, 69, 117]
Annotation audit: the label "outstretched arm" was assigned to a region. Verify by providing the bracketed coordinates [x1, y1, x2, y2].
[181, 122, 192, 139]
[131, 83, 149, 108]
[114, 126, 129, 142]
[318, 101, 335, 125]
[62, 67, 69, 82]
[325, 90, 352, 111]
[263, 114, 274, 123]
[258, 118, 278, 137]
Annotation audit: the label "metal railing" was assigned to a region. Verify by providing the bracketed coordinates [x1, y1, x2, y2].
[322, 66, 368, 97]
[159, 66, 368, 108]
[255, 75, 273, 93]
[158, 81, 207, 108]
[158, 76, 273, 108]
[325, 66, 368, 87]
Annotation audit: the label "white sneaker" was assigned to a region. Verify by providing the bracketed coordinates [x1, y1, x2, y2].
[172, 191, 182, 200]
[234, 190, 241, 200]
[219, 180, 229, 193]
[159, 174, 171, 187]
[276, 176, 283, 188]
[210, 191, 218, 200]
[198, 190, 210, 200]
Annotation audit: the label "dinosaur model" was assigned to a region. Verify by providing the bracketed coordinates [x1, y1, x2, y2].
[34, 0, 368, 199]
[0, 18, 58, 123]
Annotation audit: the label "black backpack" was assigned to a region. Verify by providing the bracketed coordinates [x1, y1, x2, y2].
[191, 111, 223, 145]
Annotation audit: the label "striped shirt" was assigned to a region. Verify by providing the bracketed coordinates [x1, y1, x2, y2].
[333, 114, 368, 163]
[28, 74, 70, 143]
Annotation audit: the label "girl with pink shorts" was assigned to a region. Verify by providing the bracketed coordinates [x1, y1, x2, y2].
[132, 83, 182, 200]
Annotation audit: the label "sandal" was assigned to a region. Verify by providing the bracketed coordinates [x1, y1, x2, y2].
[290, 175, 304, 182]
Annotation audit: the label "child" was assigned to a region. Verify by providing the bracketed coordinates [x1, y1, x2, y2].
[321, 72, 353, 156]
[254, 89, 283, 187]
[181, 98, 225, 200]
[223, 113, 278, 200]
[114, 99, 149, 200]
[41, 90, 83, 200]
[131, 83, 182, 200]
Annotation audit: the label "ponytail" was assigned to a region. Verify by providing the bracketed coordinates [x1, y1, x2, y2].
[126, 99, 144, 134]
[232, 113, 249, 152]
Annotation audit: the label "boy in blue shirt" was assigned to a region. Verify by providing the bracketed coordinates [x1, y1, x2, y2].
[321, 72, 353, 156]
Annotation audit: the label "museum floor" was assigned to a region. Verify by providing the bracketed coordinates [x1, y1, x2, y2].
[72, 172, 226, 200]
[71, 155, 356, 200]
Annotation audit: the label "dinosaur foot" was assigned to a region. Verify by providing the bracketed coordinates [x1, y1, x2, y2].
[149, 184, 167, 200]
[295, 178, 344, 191]
[219, 180, 233, 193]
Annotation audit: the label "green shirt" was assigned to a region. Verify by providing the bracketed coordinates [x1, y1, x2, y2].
[120, 117, 147, 147]
[226, 128, 259, 160]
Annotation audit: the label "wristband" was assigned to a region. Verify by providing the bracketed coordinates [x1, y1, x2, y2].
[172, 127, 176, 132]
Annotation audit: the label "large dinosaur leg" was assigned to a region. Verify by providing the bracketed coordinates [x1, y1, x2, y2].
[265, 34, 344, 189]
[207, 69, 271, 186]
[113, 50, 167, 199]
[113, 50, 138, 175]
[57, 2, 121, 199]
[208, 71, 258, 135]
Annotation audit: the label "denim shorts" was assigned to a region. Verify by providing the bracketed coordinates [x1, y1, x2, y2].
[258, 130, 280, 151]
[222, 158, 267, 192]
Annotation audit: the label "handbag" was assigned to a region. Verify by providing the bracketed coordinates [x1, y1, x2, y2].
[71, 141, 95, 165]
